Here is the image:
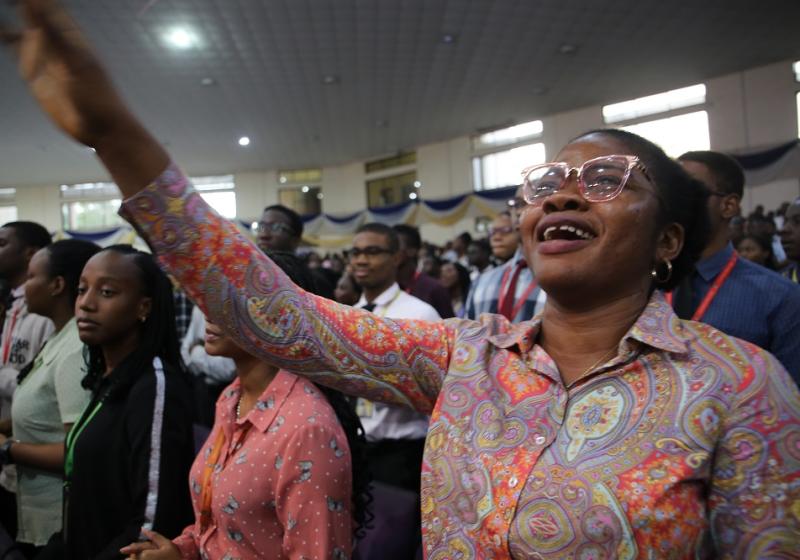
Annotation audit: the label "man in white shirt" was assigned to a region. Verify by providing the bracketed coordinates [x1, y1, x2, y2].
[350, 223, 440, 493]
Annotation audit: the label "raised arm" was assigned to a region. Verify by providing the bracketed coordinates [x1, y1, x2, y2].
[3, 0, 167, 196]
[4, 0, 456, 413]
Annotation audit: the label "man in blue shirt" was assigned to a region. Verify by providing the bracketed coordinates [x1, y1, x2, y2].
[465, 187, 546, 322]
[676, 151, 800, 384]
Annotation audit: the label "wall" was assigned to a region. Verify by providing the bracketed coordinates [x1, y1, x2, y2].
[11, 59, 800, 242]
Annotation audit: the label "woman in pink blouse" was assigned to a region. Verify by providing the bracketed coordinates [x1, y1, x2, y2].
[121, 253, 369, 559]
[7, 2, 800, 558]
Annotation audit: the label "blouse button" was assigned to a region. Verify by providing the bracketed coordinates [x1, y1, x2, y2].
[534, 435, 546, 445]
[508, 476, 518, 488]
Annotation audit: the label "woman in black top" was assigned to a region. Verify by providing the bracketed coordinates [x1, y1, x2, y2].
[41, 245, 194, 559]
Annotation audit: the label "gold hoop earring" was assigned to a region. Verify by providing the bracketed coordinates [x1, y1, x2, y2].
[651, 259, 672, 284]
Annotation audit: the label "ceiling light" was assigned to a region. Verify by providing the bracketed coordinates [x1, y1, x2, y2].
[164, 27, 198, 49]
[316, 193, 324, 200]
[558, 43, 578, 55]
[238, 136, 250, 146]
[200, 77, 216, 86]
[441, 33, 457, 44]
[409, 192, 418, 200]
[413, 181, 422, 188]
[322, 74, 340, 85]
[531, 86, 549, 95]
[375, 120, 389, 128]
[301, 185, 310, 193]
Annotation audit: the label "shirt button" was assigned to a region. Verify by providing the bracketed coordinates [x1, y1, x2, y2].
[535, 435, 546, 445]
[508, 476, 518, 488]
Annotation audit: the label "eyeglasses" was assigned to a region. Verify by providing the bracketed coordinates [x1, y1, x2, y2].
[348, 246, 395, 259]
[488, 225, 515, 236]
[257, 222, 295, 235]
[520, 155, 655, 207]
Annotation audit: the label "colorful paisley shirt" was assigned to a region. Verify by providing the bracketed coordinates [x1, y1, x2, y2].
[121, 165, 800, 560]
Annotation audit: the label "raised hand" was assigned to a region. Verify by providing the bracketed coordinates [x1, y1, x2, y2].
[3, 0, 128, 146]
[2, 0, 170, 197]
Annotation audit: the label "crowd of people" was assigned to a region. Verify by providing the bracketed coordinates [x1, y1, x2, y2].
[0, 1, 798, 559]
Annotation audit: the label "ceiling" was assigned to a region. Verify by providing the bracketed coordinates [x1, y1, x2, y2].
[1, 0, 799, 187]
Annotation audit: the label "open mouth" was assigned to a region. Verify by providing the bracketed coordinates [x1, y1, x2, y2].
[537, 218, 598, 243]
[540, 224, 596, 242]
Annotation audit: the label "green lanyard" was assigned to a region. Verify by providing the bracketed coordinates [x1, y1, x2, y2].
[64, 400, 103, 481]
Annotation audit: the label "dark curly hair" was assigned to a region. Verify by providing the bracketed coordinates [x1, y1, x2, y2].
[81, 245, 186, 400]
[266, 250, 373, 538]
[571, 129, 711, 291]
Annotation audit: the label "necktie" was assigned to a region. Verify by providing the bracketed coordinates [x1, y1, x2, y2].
[362, 302, 377, 313]
[498, 259, 526, 320]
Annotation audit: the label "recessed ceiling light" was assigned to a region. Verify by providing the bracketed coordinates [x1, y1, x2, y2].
[316, 193, 324, 200]
[200, 77, 216, 86]
[441, 33, 457, 44]
[413, 181, 422, 188]
[375, 120, 389, 128]
[238, 136, 250, 147]
[408, 192, 418, 200]
[558, 43, 578, 55]
[322, 74, 340, 85]
[531, 86, 549, 95]
[301, 185, 310, 193]
[164, 27, 198, 49]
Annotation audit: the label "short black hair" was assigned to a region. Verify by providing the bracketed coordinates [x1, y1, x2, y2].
[678, 150, 745, 198]
[571, 129, 710, 291]
[355, 222, 399, 253]
[2, 221, 52, 250]
[45, 239, 102, 305]
[457, 232, 472, 245]
[392, 224, 422, 250]
[263, 204, 303, 238]
[469, 238, 491, 255]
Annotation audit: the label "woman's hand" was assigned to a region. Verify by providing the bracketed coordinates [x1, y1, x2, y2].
[120, 530, 181, 560]
[2, 0, 130, 147]
[2, 0, 170, 197]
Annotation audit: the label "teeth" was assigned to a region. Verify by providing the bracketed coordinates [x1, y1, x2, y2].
[542, 224, 594, 241]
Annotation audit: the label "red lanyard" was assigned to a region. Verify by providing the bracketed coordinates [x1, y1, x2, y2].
[666, 252, 738, 321]
[498, 265, 538, 320]
[2, 305, 20, 364]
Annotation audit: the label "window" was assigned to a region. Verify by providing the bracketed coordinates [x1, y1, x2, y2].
[60, 182, 124, 231]
[472, 120, 545, 191]
[603, 84, 706, 124]
[603, 84, 709, 157]
[365, 153, 416, 174]
[366, 171, 418, 208]
[279, 185, 322, 216]
[472, 119, 543, 151]
[278, 168, 322, 185]
[193, 175, 236, 218]
[622, 111, 710, 157]
[795, 61, 800, 138]
[61, 175, 236, 231]
[473, 143, 546, 191]
[0, 188, 17, 224]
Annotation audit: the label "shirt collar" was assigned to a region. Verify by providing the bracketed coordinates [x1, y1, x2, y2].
[220, 370, 299, 434]
[696, 242, 734, 282]
[487, 290, 689, 357]
[356, 282, 401, 308]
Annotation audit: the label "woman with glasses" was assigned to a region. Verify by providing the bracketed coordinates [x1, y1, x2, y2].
[7, 2, 800, 558]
